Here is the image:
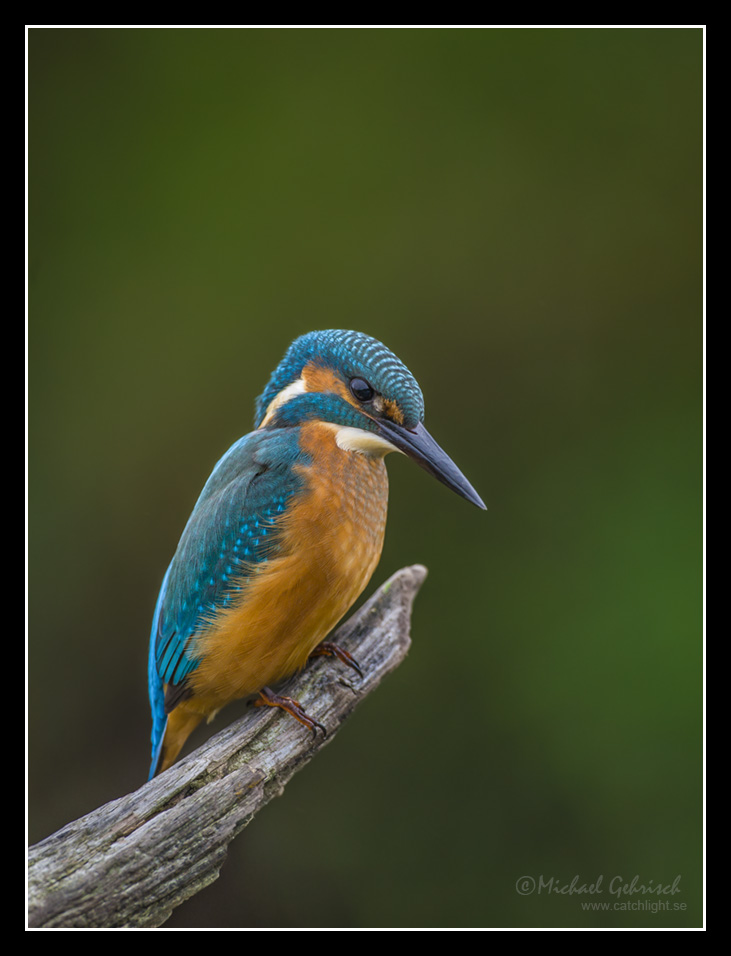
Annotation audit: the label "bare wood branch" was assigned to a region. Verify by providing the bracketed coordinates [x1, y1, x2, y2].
[28, 564, 428, 929]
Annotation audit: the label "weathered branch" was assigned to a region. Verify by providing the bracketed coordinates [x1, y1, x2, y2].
[28, 564, 428, 929]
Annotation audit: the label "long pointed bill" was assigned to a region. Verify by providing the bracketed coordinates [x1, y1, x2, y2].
[376, 419, 486, 510]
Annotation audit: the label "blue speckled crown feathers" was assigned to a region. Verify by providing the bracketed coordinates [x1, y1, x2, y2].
[254, 330, 425, 430]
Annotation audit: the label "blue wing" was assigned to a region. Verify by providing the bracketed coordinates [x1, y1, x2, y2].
[147, 427, 308, 777]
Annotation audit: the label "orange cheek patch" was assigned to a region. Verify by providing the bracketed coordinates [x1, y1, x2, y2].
[302, 361, 354, 405]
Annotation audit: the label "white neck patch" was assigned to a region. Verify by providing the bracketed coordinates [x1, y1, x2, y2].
[258, 377, 307, 428]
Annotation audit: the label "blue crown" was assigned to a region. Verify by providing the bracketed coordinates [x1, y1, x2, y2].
[254, 330, 425, 429]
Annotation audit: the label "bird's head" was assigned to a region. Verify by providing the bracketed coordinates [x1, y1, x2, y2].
[255, 329, 485, 510]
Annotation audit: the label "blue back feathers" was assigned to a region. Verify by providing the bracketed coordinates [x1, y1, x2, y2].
[148, 428, 310, 774]
[152, 429, 308, 683]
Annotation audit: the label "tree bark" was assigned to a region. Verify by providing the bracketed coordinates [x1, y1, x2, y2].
[27, 564, 427, 928]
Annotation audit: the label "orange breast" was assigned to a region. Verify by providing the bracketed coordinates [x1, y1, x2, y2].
[185, 421, 389, 717]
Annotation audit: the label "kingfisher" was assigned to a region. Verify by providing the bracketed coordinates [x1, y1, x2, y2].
[147, 329, 485, 779]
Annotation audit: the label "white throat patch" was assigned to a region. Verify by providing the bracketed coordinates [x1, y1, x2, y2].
[332, 425, 402, 457]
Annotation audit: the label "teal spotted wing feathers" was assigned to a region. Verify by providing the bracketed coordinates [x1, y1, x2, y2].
[147, 428, 308, 777]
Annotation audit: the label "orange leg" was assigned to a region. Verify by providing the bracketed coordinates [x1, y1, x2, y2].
[309, 640, 363, 678]
[254, 686, 327, 737]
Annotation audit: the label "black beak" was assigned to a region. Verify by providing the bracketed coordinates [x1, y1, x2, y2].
[376, 419, 486, 510]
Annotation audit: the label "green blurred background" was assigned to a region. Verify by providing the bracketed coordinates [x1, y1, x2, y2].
[28, 28, 703, 928]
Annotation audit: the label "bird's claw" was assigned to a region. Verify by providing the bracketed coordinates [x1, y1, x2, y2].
[309, 640, 363, 679]
[255, 686, 327, 737]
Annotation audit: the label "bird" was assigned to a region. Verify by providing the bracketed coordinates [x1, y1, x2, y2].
[147, 329, 485, 779]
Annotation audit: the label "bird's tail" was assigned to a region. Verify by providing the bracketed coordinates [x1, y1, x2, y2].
[150, 705, 205, 778]
[148, 627, 168, 779]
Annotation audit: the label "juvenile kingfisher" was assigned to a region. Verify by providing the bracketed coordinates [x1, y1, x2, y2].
[147, 329, 485, 778]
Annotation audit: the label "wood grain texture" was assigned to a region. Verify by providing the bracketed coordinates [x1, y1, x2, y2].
[28, 564, 427, 929]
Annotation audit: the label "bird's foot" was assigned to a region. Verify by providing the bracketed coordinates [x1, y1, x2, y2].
[309, 640, 363, 678]
[255, 686, 327, 737]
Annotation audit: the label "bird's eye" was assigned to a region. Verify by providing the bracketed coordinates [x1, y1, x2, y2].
[349, 378, 375, 403]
